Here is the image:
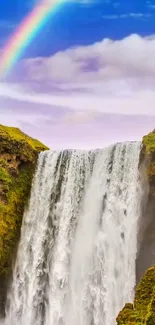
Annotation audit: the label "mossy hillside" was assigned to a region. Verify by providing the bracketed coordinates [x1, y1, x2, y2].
[143, 131, 155, 153]
[116, 266, 155, 325]
[0, 125, 49, 274]
[0, 124, 48, 161]
[140, 130, 155, 196]
[117, 131, 155, 325]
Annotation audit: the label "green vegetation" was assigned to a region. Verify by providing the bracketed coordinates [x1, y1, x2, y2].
[117, 267, 155, 325]
[0, 124, 49, 274]
[143, 131, 155, 154]
[117, 129, 155, 325]
[0, 124, 48, 160]
[140, 130, 155, 196]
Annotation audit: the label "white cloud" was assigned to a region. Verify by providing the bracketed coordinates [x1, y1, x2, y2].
[102, 13, 151, 20]
[24, 34, 155, 83]
[2, 33, 155, 147]
[2, 34, 155, 118]
[147, 3, 155, 9]
[1, 81, 155, 117]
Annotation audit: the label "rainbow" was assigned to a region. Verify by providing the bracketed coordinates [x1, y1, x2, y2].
[0, 0, 64, 79]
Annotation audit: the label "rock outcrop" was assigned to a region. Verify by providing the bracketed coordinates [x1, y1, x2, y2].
[0, 124, 48, 314]
[139, 129, 155, 197]
[117, 129, 155, 324]
[136, 130, 155, 283]
[117, 266, 155, 325]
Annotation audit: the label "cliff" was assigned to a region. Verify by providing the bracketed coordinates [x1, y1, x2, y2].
[0, 124, 48, 314]
[139, 129, 155, 197]
[117, 266, 155, 325]
[136, 130, 155, 283]
[117, 129, 155, 325]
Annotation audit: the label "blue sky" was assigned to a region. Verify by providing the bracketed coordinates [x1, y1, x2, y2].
[1, 0, 155, 148]
[1, 0, 155, 56]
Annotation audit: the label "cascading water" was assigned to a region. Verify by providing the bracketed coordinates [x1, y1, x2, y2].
[4, 142, 142, 325]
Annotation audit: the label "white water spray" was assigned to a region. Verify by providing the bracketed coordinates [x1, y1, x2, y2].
[4, 143, 141, 325]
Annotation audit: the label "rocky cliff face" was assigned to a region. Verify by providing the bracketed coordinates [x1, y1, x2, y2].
[136, 130, 155, 283]
[0, 124, 48, 315]
[139, 129, 155, 196]
[117, 266, 155, 325]
[117, 130, 155, 325]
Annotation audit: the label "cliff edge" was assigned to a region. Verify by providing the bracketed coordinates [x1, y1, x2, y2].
[139, 129, 155, 197]
[117, 266, 155, 325]
[0, 124, 48, 273]
[117, 129, 155, 325]
[136, 130, 155, 283]
[0, 124, 48, 314]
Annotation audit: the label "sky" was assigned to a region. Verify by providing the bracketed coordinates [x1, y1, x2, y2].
[1, 0, 155, 148]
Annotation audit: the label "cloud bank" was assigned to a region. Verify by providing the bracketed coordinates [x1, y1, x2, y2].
[24, 34, 155, 83]
[1, 34, 155, 147]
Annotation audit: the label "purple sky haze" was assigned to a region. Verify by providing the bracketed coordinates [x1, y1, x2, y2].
[1, 34, 155, 148]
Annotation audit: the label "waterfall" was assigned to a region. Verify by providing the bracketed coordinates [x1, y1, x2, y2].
[4, 142, 141, 325]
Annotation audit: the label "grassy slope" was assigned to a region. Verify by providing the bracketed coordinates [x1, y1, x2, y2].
[0, 125, 49, 274]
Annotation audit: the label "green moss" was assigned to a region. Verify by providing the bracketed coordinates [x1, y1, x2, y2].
[0, 166, 33, 272]
[0, 167, 11, 184]
[117, 267, 155, 325]
[0, 124, 49, 274]
[124, 130, 155, 325]
[143, 131, 155, 154]
[140, 130, 155, 197]
[0, 124, 48, 162]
